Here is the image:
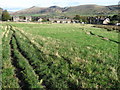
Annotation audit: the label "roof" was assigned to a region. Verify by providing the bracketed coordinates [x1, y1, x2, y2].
[49, 18, 71, 21]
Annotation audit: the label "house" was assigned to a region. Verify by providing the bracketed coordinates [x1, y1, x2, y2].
[38, 18, 43, 22]
[65, 19, 71, 23]
[74, 20, 80, 23]
[12, 16, 32, 22]
[25, 16, 32, 22]
[116, 23, 120, 26]
[13, 16, 20, 22]
[103, 18, 110, 25]
[48, 18, 72, 23]
[82, 22, 85, 24]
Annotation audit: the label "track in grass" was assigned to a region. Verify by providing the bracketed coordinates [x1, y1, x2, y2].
[10, 34, 26, 89]
[2, 25, 44, 89]
[2, 25, 20, 88]
[7, 25, 75, 89]
[84, 31, 120, 44]
[12, 25, 81, 89]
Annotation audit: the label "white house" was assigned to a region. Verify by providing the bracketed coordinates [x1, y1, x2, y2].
[26, 16, 32, 22]
[103, 18, 110, 24]
[38, 18, 43, 22]
[13, 16, 20, 22]
[116, 23, 120, 26]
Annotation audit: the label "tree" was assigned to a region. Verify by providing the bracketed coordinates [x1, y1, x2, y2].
[112, 15, 119, 21]
[0, 8, 3, 20]
[73, 15, 80, 20]
[2, 10, 11, 21]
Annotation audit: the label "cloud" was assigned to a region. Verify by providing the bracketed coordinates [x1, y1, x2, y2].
[0, 0, 119, 11]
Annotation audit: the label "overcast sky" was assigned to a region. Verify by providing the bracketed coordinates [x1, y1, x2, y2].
[0, 0, 119, 11]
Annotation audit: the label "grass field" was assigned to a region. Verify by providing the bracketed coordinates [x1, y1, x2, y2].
[0, 23, 2, 89]
[1, 22, 120, 89]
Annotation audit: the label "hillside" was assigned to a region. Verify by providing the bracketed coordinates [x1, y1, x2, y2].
[11, 6, 45, 15]
[11, 4, 119, 17]
[40, 6, 63, 14]
[107, 5, 120, 10]
[63, 5, 115, 16]
[0, 8, 3, 19]
[0, 8, 3, 14]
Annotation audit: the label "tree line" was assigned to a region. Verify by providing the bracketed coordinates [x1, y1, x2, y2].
[0, 10, 11, 21]
[73, 15, 120, 25]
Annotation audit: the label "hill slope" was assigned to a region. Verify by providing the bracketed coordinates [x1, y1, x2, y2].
[11, 4, 119, 17]
[0, 8, 3, 14]
[0, 8, 3, 19]
[11, 6, 45, 15]
[63, 5, 114, 16]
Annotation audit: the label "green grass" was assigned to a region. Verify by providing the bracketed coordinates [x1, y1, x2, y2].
[2, 22, 120, 89]
[0, 23, 3, 89]
[11, 36, 44, 88]
[10, 23, 118, 60]
[2, 25, 20, 88]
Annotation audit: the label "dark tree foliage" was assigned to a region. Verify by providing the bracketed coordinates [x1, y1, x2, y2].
[73, 15, 89, 23]
[2, 10, 11, 21]
[73, 15, 80, 20]
[112, 15, 120, 21]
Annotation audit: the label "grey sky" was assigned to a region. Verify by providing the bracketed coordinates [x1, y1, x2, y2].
[0, 0, 119, 11]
